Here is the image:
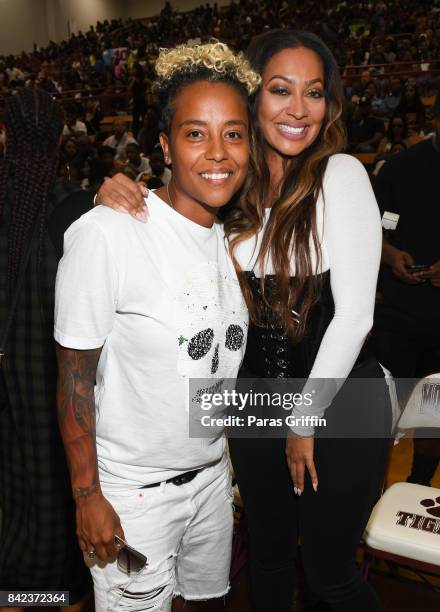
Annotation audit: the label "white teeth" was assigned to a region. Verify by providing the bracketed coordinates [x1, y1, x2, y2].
[277, 124, 306, 134]
[201, 173, 230, 180]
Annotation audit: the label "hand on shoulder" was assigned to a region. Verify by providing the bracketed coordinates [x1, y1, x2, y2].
[95, 173, 149, 222]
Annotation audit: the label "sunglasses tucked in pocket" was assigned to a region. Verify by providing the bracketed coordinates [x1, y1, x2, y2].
[114, 535, 148, 574]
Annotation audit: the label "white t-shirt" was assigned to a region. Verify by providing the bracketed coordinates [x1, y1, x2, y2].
[63, 120, 88, 136]
[234, 154, 382, 435]
[103, 133, 137, 158]
[54, 192, 248, 489]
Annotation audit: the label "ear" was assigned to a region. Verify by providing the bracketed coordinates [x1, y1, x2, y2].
[159, 132, 171, 165]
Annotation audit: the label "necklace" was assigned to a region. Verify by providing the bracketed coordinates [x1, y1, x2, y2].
[166, 183, 174, 209]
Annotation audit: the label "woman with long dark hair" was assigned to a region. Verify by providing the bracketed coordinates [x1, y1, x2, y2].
[225, 29, 391, 612]
[395, 79, 426, 134]
[0, 89, 91, 609]
[377, 113, 409, 154]
[96, 29, 392, 612]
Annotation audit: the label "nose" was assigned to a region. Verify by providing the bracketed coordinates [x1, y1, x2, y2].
[286, 92, 308, 120]
[205, 134, 228, 162]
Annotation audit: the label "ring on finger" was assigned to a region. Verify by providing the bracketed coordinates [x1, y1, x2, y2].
[87, 550, 96, 558]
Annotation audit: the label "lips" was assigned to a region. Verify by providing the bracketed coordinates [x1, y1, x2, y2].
[199, 169, 233, 184]
[275, 123, 309, 141]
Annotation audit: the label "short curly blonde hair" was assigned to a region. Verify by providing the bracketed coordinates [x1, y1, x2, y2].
[153, 42, 261, 133]
[155, 42, 261, 95]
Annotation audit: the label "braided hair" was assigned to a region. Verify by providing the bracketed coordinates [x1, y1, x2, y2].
[0, 88, 63, 294]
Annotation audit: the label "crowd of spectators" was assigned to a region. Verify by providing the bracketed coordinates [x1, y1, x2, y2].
[1, 0, 440, 196]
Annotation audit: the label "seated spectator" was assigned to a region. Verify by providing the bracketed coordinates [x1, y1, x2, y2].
[364, 80, 385, 116]
[75, 133, 96, 164]
[103, 119, 137, 159]
[125, 142, 150, 174]
[84, 99, 103, 134]
[59, 137, 80, 179]
[137, 107, 160, 156]
[97, 145, 117, 176]
[63, 109, 88, 137]
[349, 96, 386, 152]
[81, 157, 108, 192]
[396, 79, 426, 135]
[60, 138, 77, 161]
[380, 77, 403, 118]
[136, 147, 171, 188]
[383, 38, 397, 64]
[377, 114, 409, 154]
[54, 157, 81, 203]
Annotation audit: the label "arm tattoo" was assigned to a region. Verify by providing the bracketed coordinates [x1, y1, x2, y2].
[73, 483, 98, 499]
[57, 347, 101, 430]
[56, 344, 103, 497]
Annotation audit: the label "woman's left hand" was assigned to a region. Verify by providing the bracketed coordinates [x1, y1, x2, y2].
[285, 431, 318, 495]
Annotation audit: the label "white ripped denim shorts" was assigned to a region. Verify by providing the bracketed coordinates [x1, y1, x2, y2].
[87, 454, 233, 611]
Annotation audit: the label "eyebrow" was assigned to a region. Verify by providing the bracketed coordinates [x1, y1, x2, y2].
[177, 119, 247, 127]
[266, 75, 324, 87]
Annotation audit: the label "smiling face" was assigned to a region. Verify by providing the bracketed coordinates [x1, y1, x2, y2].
[159, 80, 249, 226]
[257, 47, 326, 166]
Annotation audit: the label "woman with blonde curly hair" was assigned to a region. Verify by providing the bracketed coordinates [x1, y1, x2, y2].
[54, 43, 259, 612]
[98, 30, 392, 612]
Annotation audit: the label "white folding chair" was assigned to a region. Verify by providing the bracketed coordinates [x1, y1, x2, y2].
[363, 374, 440, 588]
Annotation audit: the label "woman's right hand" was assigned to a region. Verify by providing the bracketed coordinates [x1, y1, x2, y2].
[75, 490, 125, 563]
[96, 173, 149, 222]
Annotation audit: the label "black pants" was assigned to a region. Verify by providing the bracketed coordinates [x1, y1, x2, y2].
[228, 361, 391, 612]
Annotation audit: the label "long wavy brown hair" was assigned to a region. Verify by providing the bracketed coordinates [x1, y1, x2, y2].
[225, 29, 346, 340]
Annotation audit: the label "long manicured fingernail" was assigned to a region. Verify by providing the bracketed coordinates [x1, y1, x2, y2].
[134, 207, 148, 223]
[313, 483, 318, 492]
[294, 487, 298, 495]
[141, 186, 148, 196]
[297, 489, 302, 497]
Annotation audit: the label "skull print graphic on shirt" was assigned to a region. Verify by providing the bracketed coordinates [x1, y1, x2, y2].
[175, 260, 248, 383]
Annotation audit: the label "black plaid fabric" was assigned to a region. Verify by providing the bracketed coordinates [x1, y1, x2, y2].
[0, 193, 91, 600]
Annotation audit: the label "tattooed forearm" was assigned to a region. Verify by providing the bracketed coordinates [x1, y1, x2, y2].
[56, 346, 101, 430]
[73, 483, 98, 499]
[56, 344, 103, 498]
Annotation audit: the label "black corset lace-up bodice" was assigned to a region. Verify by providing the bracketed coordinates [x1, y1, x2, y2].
[240, 270, 372, 379]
